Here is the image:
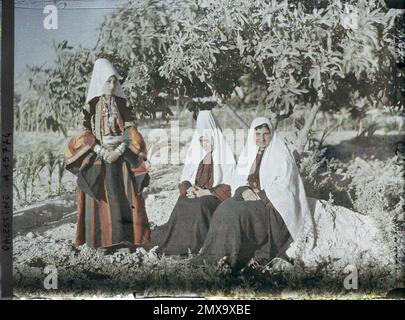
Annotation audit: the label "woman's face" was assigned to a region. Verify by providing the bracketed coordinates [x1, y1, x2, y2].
[102, 75, 117, 96]
[255, 126, 271, 148]
[199, 136, 213, 153]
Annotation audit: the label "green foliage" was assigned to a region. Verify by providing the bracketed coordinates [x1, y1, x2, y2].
[14, 151, 46, 203]
[298, 147, 402, 261]
[345, 156, 403, 251]
[347, 157, 403, 215]
[15, 42, 94, 134]
[15, 0, 404, 137]
[13, 143, 67, 204]
[298, 149, 354, 208]
[299, 146, 403, 214]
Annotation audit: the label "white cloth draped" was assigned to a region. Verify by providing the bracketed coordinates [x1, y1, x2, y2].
[232, 117, 311, 241]
[181, 111, 237, 187]
[86, 58, 125, 103]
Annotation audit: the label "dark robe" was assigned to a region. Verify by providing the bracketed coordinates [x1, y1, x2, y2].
[144, 152, 231, 255]
[192, 149, 292, 270]
[64, 96, 150, 248]
[247, 147, 265, 190]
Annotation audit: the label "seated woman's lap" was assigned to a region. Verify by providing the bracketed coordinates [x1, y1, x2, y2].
[177, 194, 220, 209]
[211, 197, 270, 245]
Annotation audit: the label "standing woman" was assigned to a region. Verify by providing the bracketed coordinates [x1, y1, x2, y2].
[64, 58, 151, 249]
[145, 111, 236, 255]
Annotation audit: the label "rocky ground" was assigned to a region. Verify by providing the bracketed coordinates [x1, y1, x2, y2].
[12, 120, 402, 298]
[13, 162, 397, 298]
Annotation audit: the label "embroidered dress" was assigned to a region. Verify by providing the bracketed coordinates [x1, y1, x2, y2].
[64, 59, 150, 248]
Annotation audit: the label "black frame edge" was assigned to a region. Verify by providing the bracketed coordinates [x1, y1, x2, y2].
[0, 0, 14, 300]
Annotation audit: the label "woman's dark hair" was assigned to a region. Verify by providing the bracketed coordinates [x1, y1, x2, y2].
[254, 123, 270, 131]
[107, 75, 117, 81]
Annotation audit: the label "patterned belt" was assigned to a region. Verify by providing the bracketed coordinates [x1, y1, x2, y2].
[102, 135, 123, 150]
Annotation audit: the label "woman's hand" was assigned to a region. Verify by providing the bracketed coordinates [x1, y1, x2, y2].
[186, 186, 211, 198]
[195, 188, 212, 198]
[242, 188, 260, 201]
[104, 150, 121, 164]
[186, 186, 197, 198]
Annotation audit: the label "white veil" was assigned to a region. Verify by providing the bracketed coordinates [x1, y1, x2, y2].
[232, 117, 311, 241]
[181, 110, 236, 186]
[86, 58, 125, 103]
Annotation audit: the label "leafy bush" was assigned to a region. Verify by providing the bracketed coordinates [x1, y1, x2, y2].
[298, 149, 403, 271]
[298, 149, 354, 208]
[346, 157, 402, 216]
[345, 157, 403, 254]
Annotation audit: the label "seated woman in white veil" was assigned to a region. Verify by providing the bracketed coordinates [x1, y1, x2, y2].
[144, 110, 237, 255]
[192, 117, 311, 270]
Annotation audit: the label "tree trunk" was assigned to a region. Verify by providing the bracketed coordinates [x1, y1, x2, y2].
[295, 102, 321, 155]
[188, 111, 195, 129]
[223, 104, 248, 129]
[274, 117, 280, 130]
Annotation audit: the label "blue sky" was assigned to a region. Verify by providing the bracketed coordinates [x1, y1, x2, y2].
[15, 0, 129, 75]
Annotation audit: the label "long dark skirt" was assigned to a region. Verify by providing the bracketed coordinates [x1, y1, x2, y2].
[147, 194, 221, 255]
[194, 192, 292, 270]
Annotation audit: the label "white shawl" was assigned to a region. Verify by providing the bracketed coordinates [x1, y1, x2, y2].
[181, 110, 236, 186]
[232, 117, 311, 241]
[86, 58, 125, 103]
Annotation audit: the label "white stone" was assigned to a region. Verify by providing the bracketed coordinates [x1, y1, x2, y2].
[286, 197, 394, 270]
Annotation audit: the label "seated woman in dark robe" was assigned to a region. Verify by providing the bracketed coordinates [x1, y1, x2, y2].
[192, 117, 312, 271]
[144, 111, 236, 256]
